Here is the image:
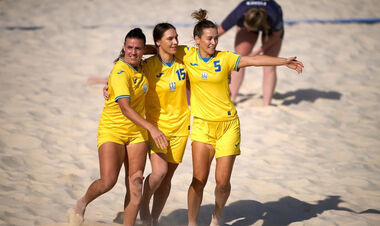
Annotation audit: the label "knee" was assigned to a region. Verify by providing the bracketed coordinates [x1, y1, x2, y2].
[152, 167, 167, 183]
[129, 171, 144, 204]
[191, 177, 207, 191]
[100, 176, 118, 192]
[215, 181, 231, 194]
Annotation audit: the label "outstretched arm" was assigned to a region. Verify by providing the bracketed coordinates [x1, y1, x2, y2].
[238, 55, 304, 73]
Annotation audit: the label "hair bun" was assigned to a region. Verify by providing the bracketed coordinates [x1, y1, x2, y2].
[191, 9, 208, 22]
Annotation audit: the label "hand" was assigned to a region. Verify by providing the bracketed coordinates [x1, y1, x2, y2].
[285, 57, 304, 74]
[250, 47, 263, 56]
[103, 83, 110, 100]
[149, 127, 168, 150]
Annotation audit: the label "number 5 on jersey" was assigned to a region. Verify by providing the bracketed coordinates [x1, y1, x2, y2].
[214, 60, 221, 72]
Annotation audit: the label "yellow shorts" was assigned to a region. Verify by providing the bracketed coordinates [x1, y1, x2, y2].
[149, 135, 188, 164]
[97, 130, 148, 148]
[190, 117, 241, 158]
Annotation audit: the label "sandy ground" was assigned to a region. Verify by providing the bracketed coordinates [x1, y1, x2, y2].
[0, 0, 380, 225]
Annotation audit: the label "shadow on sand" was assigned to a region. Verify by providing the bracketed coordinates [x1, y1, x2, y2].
[159, 195, 380, 226]
[237, 89, 342, 106]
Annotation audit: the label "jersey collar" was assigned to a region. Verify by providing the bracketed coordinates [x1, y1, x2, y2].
[119, 57, 140, 71]
[197, 50, 215, 63]
[157, 54, 175, 67]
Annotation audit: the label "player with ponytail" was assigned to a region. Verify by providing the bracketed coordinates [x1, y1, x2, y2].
[175, 9, 302, 226]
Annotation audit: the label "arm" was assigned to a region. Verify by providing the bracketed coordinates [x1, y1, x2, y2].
[217, 25, 227, 37]
[238, 55, 304, 73]
[144, 44, 157, 55]
[218, 1, 246, 37]
[252, 30, 283, 55]
[117, 98, 168, 150]
[87, 76, 108, 85]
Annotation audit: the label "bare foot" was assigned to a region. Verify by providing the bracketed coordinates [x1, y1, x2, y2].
[67, 208, 84, 226]
[209, 213, 220, 226]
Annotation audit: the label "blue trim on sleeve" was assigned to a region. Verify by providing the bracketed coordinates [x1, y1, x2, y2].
[234, 55, 242, 71]
[115, 95, 130, 102]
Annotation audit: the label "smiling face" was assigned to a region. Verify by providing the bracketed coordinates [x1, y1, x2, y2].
[195, 27, 218, 58]
[156, 28, 178, 56]
[123, 38, 145, 67]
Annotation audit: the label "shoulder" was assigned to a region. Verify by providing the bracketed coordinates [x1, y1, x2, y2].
[143, 55, 159, 66]
[216, 50, 239, 57]
[268, 0, 281, 7]
[175, 45, 198, 61]
[230, 1, 252, 15]
[111, 60, 128, 75]
[178, 45, 196, 53]
[174, 56, 185, 65]
[266, 0, 282, 14]
[143, 56, 160, 70]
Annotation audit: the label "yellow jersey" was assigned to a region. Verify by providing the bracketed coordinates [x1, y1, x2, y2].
[144, 55, 190, 136]
[176, 46, 241, 121]
[98, 58, 148, 136]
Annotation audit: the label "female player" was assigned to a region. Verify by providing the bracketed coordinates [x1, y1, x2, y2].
[217, 0, 284, 106]
[98, 24, 190, 226]
[69, 28, 167, 226]
[139, 23, 190, 226]
[175, 9, 303, 226]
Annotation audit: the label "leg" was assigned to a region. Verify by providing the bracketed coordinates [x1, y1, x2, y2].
[140, 153, 168, 225]
[188, 142, 214, 226]
[151, 162, 179, 225]
[124, 142, 148, 226]
[210, 156, 236, 226]
[124, 151, 130, 208]
[262, 37, 282, 106]
[230, 27, 258, 103]
[75, 142, 125, 217]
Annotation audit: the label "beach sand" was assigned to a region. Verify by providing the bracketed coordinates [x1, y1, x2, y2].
[1, 0, 380, 225]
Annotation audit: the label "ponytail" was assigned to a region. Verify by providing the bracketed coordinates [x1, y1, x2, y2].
[191, 9, 217, 38]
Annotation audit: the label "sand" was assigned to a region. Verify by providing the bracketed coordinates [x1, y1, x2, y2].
[1, 0, 380, 225]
